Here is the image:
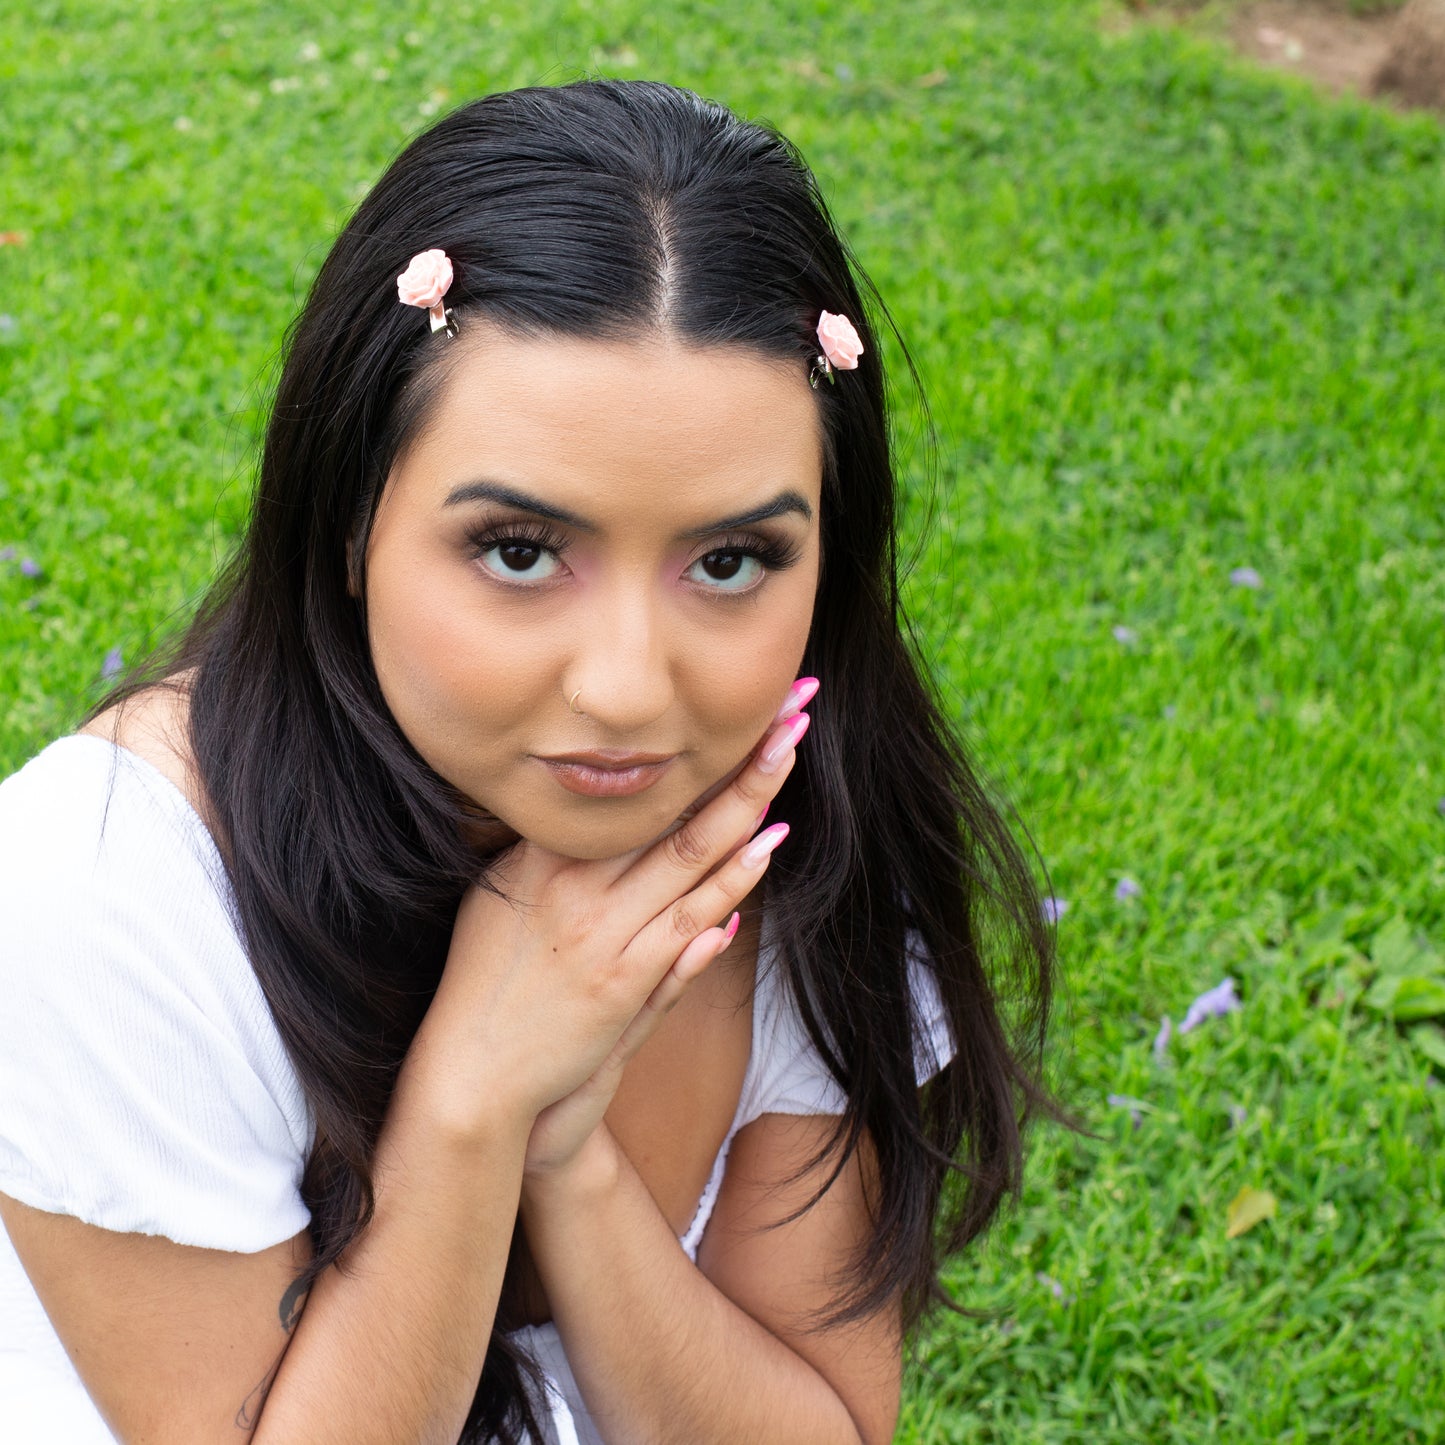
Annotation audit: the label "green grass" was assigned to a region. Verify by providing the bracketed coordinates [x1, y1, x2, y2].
[3, 2, 1443, 1439]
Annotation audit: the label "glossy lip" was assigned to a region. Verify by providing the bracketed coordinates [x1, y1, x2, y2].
[535, 750, 677, 798]
[541, 748, 675, 767]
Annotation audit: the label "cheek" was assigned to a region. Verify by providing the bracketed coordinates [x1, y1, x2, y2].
[365, 544, 554, 754]
[674, 562, 819, 749]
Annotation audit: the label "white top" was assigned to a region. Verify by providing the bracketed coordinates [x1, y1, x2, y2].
[0, 735, 954, 1445]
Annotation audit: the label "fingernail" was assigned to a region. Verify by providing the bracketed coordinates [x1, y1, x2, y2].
[753, 803, 770, 830]
[773, 676, 820, 725]
[722, 911, 741, 946]
[757, 712, 810, 774]
[740, 822, 790, 868]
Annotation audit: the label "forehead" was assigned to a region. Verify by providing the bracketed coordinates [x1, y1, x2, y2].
[392, 326, 825, 519]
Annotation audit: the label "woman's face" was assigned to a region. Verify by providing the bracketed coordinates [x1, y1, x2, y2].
[363, 325, 824, 861]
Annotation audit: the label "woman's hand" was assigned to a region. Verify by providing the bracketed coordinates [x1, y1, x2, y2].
[404, 700, 813, 1162]
[518, 898, 738, 1180]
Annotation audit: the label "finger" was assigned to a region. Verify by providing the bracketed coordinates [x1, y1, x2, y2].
[615, 711, 810, 922]
[659, 800, 772, 875]
[631, 820, 790, 968]
[606, 915, 740, 1068]
[771, 675, 820, 726]
[588, 678, 819, 883]
[594, 753, 751, 882]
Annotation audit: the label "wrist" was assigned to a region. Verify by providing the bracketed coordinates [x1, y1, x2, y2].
[391, 1047, 538, 1158]
[522, 1123, 624, 1216]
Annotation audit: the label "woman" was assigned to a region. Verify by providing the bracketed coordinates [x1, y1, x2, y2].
[0, 79, 1058, 1443]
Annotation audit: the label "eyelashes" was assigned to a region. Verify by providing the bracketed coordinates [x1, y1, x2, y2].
[464, 519, 804, 593]
[713, 533, 802, 572]
[466, 519, 568, 583]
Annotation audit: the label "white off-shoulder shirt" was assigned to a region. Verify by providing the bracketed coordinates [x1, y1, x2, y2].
[0, 735, 953, 1445]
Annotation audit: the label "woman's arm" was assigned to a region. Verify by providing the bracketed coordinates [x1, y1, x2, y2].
[1, 1052, 534, 1445]
[519, 1115, 901, 1445]
[250, 1062, 534, 1445]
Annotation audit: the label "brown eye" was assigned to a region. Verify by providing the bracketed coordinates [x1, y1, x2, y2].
[687, 551, 763, 591]
[477, 538, 561, 583]
[499, 543, 543, 571]
[702, 552, 743, 580]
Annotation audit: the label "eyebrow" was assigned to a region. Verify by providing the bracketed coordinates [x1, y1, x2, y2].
[442, 480, 813, 537]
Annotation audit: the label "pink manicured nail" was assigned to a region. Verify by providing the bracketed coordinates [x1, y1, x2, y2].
[753, 802, 770, 830]
[757, 712, 810, 774]
[773, 676, 820, 725]
[723, 911, 741, 943]
[740, 822, 790, 868]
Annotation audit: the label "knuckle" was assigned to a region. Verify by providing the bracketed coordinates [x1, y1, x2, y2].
[587, 957, 630, 1010]
[664, 824, 714, 873]
[667, 897, 706, 941]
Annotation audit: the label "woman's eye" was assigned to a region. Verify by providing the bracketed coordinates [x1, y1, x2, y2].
[687, 550, 763, 591]
[479, 540, 561, 582]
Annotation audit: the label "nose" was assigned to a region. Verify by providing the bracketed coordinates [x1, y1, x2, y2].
[562, 579, 675, 732]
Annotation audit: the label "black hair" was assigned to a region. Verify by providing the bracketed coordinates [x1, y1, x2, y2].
[90, 78, 1062, 1441]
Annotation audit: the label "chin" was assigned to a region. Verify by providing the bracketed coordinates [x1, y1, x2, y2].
[518, 778, 725, 862]
[522, 812, 674, 862]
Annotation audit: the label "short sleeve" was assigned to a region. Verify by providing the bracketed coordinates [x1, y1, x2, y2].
[746, 961, 851, 1120]
[0, 738, 314, 1252]
[742, 927, 958, 1125]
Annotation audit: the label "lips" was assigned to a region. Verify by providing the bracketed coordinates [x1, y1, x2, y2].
[536, 750, 677, 798]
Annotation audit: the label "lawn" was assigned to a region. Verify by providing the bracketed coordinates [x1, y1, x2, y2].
[3, 1, 1443, 1440]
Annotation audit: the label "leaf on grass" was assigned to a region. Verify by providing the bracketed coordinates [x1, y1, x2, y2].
[1366, 974, 1445, 1022]
[1364, 975, 1400, 1013]
[1409, 1025, 1445, 1070]
[1368, 916, 1443, 979]
[1225, 1186, 1277, 1239]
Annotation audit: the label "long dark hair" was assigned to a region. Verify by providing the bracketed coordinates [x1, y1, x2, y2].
[90, 79, 1061, 1441]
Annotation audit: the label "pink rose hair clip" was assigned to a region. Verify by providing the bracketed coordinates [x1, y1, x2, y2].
[397, 247, 457, 335]
[810, 309, 864, 388]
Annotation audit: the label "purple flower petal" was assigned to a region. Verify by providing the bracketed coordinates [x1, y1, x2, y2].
[101, 647, 125, 681]
[1042, 896, 1069, 924]
[1228, 1105, 1248, 1129]
[1152, 1016, 1172, 1062]
[1162, 703, 1177, 720]
[1437, 798, 1445, 818]
[1178, 977, 1241, 1034]
[1229, 566, 1262, 589]
[1112, 625, 1137, 645]
[1115, 876, 1142, 901]
[1035, 1272, 1070, 1303]
[19, 557, 41, 578]
[0, 546, 15, 561]
[1107, 1093, 1145, 1128]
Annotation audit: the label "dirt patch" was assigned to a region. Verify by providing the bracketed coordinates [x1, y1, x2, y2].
[1372, 0, 1445, 108]
[1230, 3, 1397, 95]
[1118, 0, 1445, 113]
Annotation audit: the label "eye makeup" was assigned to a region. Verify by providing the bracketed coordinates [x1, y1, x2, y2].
[462, 514, 805, 595]
[465, 518, 570, 583]
[684, 531, 809, 592]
